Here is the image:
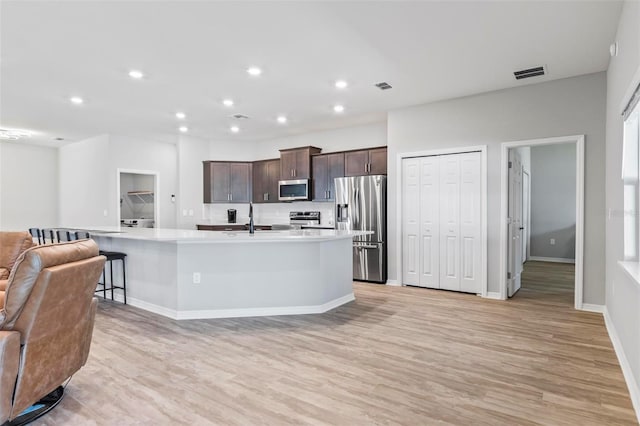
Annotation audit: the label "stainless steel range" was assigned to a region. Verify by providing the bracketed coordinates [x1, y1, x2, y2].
[289, 211, 320, 228]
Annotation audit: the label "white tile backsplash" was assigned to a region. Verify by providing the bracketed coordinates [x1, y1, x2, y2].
[202, 202, 335, 227]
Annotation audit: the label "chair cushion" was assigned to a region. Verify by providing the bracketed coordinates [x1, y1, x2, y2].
[0, 232, 33, 279]
[0, 280, 6, 292]
[0, 240, 99, 330]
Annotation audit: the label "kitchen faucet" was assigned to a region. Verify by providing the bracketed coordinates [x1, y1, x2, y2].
[249, 203, 255, 234]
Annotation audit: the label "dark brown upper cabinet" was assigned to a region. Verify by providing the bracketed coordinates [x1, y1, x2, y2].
[252, 159, 280, 203]
[312, 153, 345, 201]
[279, 146, 321, 180]
[344, 147, 387, 177]
[203, 161, 252, 203]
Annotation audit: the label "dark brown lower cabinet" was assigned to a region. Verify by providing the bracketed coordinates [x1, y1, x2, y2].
[197, 224, 272, 231]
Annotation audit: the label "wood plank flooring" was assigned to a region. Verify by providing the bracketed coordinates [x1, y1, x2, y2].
[33, 266, 636, 425]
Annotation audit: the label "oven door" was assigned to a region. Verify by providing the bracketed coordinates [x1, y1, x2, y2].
[278, 179, 309, 201]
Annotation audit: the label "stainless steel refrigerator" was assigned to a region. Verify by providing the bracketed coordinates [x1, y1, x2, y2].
[335, 175, 387, 283]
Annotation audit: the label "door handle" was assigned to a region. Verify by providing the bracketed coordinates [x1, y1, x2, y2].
[519, 227, 524, 230]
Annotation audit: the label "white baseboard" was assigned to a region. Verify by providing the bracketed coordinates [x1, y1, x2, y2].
[103, 293, 356, 320]
[386, 279, 401, 286]
[528, 256, 575, 264]
[604, 307, 640, 424]
[580, 303, 604, 313]
[484, 292, 503, 300]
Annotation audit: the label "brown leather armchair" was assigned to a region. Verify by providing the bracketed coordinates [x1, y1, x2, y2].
[0, 239, 105, 425]
[0, 232, 34, 297]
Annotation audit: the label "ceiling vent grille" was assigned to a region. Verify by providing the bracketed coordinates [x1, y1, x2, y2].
[514, 66, 545, 80]
[231, 114, 250, 120]
[375, 82, 393, 90]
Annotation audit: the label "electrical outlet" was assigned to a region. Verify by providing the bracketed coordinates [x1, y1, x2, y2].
[193, 272, 201, 284]
[182, 209, 187, 216]
[550, 238, 556, 245]
[103, 209, 108, 217]
[188, 209, 194, 216]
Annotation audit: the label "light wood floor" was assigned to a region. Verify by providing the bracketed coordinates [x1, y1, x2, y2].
[34, 268, 636, 425]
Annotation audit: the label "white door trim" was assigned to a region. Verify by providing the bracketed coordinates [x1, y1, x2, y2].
[396, 145, 488, 296]
[499, 135, 585, 309]
[116, 168, 160, 227]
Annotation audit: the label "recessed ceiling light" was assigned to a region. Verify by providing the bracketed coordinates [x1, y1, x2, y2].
[333, 104, 345, 113]
[70, 97, 84, 105]
[230, 126, 240, 133]
[175, 112, 186, 119]
[128, 70, 144, 79]
[247, 67, 262, 76]
[335, 80, 348, 89]
[223, 99, 234, 107]
[179, 126, 188, 133]
[0, 128, 34, 140]
[277, 115, 287, 124]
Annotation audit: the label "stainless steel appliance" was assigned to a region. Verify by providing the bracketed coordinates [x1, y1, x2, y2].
[289, 211, 320, 227]
[121, 218, 155, 228]
[278, 179, 310, 201]
[335, 175, 387, 283]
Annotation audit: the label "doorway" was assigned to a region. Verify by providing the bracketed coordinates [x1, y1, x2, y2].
[500, 135, 584, 309]
[117, 169, 159, 228]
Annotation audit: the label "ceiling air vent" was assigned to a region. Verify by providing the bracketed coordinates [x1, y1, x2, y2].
[231, 114, 250, 120]
[375, 82, 393, 90]
[514, 66, 545, 80]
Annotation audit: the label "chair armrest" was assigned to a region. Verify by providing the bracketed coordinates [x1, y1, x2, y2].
[0, 331, 20, 424]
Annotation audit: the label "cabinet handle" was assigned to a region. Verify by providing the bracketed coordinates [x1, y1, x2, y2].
[293, 169, 296, 177]
[327, 190, 330, 199]
[264, 193, 268, 201]
[365, 163, 367, 173]
[230, 193, 233, 201]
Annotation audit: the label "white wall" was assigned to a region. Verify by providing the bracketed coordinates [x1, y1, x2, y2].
[605, 0, 640, 417]
[59, 134, 177, 228]
[177, 135, 209, 229]
[529, 143, 576, 260]
[388, 72, 606, 303]
[252, 121, 387, 159]
[108, 135, 177, 228]
[59, 134, 111, 227]
[0, 141, 59, 231]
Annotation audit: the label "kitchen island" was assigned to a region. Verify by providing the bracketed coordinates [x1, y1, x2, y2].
[86, 227, 366, 320]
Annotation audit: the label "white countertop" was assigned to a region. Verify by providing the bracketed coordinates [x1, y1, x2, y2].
[80, 226, 369, 243]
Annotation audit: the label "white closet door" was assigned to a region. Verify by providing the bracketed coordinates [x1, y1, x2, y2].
[439, 155, 461, 291]
[402, 158, 420, 285]
[419, 156, 440, 288]
[459, 152, 482, 293]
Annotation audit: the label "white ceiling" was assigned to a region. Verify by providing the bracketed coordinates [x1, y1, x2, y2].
[0, 1, 622, 147]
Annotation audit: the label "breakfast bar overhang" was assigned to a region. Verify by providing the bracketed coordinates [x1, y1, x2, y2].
[88, 228, 366, 319]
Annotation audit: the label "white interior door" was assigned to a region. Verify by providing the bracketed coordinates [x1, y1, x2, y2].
[459, 152, 482, 293]
[522, 171, 530, 262]
[419, 156, 440, 288]
[439, 155, 461, 291]
[508, 149, 523, 297]
[402, 158, 420, 286]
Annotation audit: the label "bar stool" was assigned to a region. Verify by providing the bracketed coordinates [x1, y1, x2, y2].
[29, 228, 43, 245]
[75, 231, 127, 304]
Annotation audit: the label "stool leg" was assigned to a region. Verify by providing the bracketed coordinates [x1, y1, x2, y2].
[122, 258, 127, 305]
[102, 267, 107, 299]
[110, 260, 115, 301]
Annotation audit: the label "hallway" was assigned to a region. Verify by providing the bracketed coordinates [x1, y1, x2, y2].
[513, 260, 575, 306]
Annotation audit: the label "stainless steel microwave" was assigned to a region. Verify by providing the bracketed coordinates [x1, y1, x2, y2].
[278, 179, 310, 201]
